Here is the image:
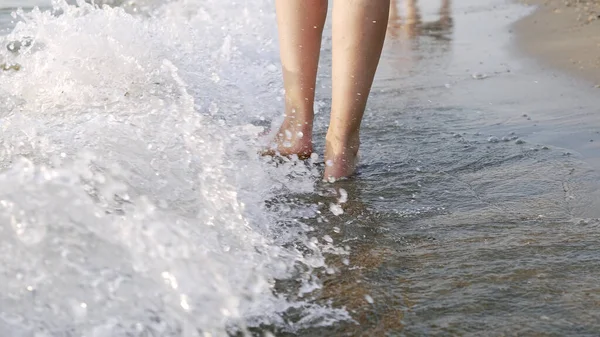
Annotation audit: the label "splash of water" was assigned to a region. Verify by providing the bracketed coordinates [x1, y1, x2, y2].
[0, 1, 349, 335]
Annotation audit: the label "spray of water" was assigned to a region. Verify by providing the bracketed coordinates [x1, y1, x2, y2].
[0, 1, 349, 335]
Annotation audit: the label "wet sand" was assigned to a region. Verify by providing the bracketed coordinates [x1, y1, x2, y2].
[515, 0, 600, 85]
[308, 0, 600, 334]
[266, 0, 600, 335]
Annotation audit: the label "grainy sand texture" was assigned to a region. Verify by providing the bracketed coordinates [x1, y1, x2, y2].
[516, 0, 600, 85]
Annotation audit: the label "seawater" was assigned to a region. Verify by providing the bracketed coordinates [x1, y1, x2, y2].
[0, 1, 349, 336]
[3, 0, 600, 336]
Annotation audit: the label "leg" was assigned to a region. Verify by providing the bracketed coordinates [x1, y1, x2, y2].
[406, 0, 420, 26]
[387, 0, 402, 39]
[325, 0, 390, 180]
[268, 0, 328, 159]
[389, 0, 399, 22]
[439, 0, 452, 27]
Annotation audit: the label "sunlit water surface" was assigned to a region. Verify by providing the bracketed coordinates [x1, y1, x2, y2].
[1, 0, 600, 336]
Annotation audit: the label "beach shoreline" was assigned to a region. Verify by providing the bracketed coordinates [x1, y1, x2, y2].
[514, 0, 600, 86]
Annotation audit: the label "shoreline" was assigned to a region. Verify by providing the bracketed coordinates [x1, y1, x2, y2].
[514, 0, 600, 86]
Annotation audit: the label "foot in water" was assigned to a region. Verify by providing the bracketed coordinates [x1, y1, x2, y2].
[323, 132, 360, 181]
[262, 117, 313, 160]
[272, 0, 389, 181]
[261, 118, 361, 181]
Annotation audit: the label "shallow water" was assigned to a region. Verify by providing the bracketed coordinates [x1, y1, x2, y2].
[1, 0, 600, 336]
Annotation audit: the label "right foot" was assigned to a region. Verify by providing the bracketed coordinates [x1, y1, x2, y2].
[323, 132, 360, 181]
[262, 118, 313, 160]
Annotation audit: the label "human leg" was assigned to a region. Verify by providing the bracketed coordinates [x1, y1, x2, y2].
[325, 0, 390, 180]
[268, 0, 328, 158]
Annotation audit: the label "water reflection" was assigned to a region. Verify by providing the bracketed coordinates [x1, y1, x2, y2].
[314, 181, 400, 336]
[387, 0, 453, 41]
[378, 0, 455, 99]
[269, 180, 407, 336]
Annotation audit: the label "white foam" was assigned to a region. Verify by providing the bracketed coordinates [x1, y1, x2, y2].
[0, 1, 348, 335]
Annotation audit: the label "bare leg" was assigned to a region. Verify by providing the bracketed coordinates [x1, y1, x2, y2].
[440, 0, 452, 27]
[387, 0, 402, 39]
[267, 0, 328, 159]
[389, 0, 400, 24]
[404, 0, 421, 38]
[324, 0, 390, 180]
[405, 0, 420, 26]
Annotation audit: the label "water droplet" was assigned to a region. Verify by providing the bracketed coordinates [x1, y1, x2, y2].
[180, 294, 191, 311]
[71, 300, 87, 319]
[338, 188, 348, 203]
[266, 64, 277, 72]
[330, 203, 343, 216]
[161, 271, 179, 290]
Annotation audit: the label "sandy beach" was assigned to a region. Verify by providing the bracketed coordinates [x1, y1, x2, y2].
[516, 0, 600, 85]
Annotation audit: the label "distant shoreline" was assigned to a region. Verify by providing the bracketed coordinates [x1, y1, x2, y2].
[514, 0, 600, 86]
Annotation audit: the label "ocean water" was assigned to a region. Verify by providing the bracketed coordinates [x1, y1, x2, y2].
[0, 0, 350, 336]
[1, 0, 600, 336]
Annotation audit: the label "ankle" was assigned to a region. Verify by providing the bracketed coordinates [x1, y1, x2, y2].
[323, 131, 360, 181]
[284, 96, 314, 121]
[281, 105, 313, 126]
[325, 130, 360, 155]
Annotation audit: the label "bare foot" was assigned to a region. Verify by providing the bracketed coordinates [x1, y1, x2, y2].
[262, 118, 313, 159]
[323, 132, 360, 181]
